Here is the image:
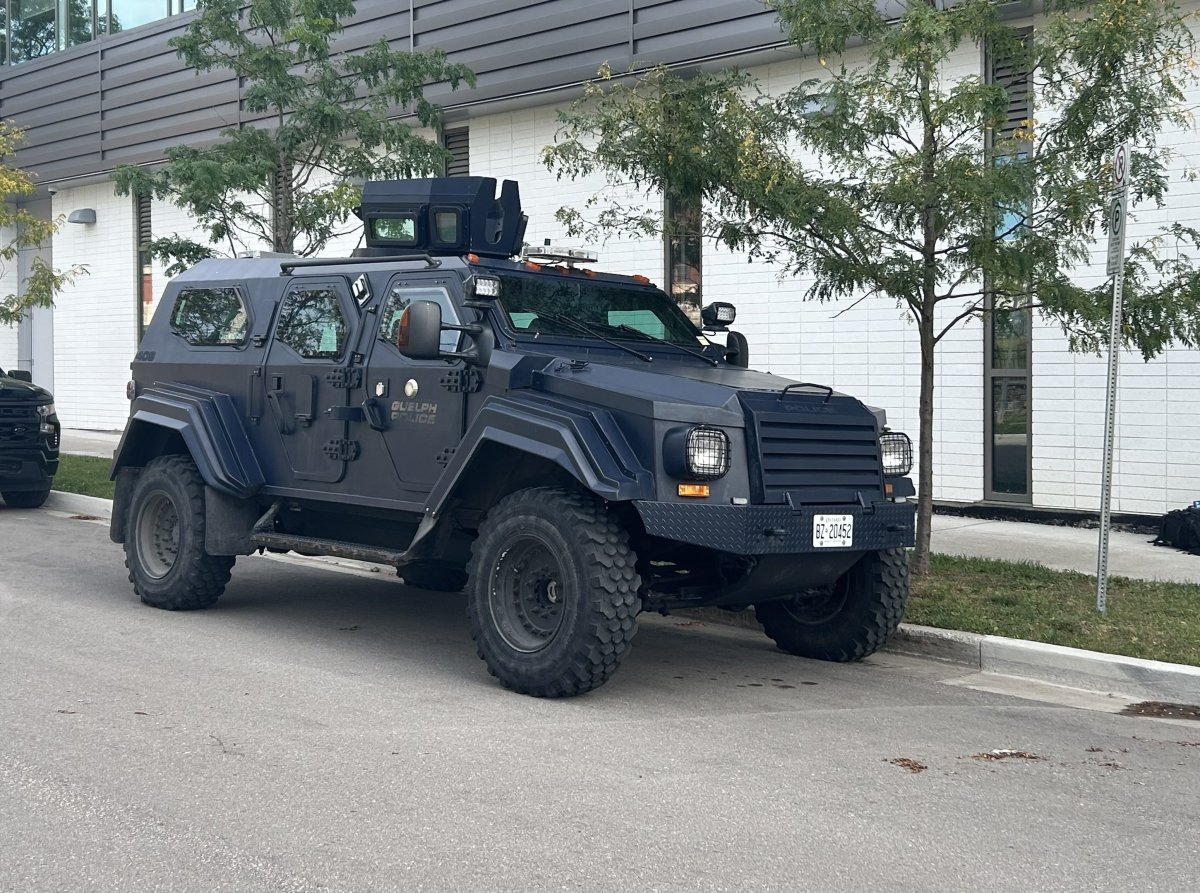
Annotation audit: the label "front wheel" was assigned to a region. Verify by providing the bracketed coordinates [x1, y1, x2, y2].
[755, 548, 909, 662]
[466, 487, 642, 697]
[2, 485, 52, 508]
[124, 455, 234, 610]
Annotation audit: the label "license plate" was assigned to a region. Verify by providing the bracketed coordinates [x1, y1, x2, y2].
[813, 514, 854, 548]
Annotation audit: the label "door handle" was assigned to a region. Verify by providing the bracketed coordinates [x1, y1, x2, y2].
[266, 375, 293, 435]
[362, 397, 389, 432]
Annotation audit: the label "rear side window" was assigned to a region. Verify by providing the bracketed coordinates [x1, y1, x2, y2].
[275, 288, 349, 359]
[170, 288, 249, 346]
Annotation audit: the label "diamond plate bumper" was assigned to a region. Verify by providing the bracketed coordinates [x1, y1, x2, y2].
[634, 500, 915, 555]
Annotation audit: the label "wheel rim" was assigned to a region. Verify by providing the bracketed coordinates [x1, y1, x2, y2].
[779, 578, 850, 626]
[136, 490, 180, 580]
[488, 534, 568, 653]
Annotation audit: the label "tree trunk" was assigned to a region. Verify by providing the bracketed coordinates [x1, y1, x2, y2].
[912, 312, 936, 577]
[272, 157, 295, 255]
[913, 51, 938, 578]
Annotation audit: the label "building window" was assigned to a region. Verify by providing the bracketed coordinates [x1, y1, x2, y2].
[3, 1, 194, 66]
[7, 0, 58, 63]
[664, 191, 702, 326]
[984, 28, 1032, 501]
[443, 127, 469, 177]
[135, 193, 153, 341]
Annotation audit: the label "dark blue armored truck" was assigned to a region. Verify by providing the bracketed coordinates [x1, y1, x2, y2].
[110, 177, 916, 697]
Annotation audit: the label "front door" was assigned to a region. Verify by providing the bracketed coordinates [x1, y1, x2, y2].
[362, 274, 469, 495]
[264, 279, 358, 483]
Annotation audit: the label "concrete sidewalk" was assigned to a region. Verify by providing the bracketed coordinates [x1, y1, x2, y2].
[60, 428, 121, 459]
[931, 513, 1199, 585]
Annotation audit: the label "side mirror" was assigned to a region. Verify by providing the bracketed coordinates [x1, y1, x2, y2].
[725, 330, 749, 368]
[396, 300, 444, 360]
[8, 369, 33, 383]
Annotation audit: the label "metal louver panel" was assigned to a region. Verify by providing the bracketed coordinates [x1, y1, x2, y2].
[136, 193, 152, 248]
[738, 392, 885, 506]
[989, 28, 1032, 140]
[444, 128, 470, 177]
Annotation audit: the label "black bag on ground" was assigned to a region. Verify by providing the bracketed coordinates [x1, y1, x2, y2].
[1154, 506, 1200, 554]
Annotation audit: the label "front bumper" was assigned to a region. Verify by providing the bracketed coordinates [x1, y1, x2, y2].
[635, 499, 915, 555]
[0, 449, 58, 491]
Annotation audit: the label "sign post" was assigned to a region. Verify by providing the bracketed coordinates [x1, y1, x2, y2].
[1096, 142, 1130, 614]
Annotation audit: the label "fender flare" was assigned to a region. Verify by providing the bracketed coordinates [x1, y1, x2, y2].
[110, 382, 265, 498]
[421, 394, 653, 525]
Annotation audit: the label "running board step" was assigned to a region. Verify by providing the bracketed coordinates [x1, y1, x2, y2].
[249, 531, 408, 566]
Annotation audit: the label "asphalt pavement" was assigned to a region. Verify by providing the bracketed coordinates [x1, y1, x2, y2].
[2, 507, 1198, 892]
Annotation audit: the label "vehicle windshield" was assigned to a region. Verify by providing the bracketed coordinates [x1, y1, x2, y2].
[494, 272, 706, 348]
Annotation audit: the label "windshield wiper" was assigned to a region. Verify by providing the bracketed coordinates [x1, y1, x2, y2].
[614, 325, 719, 366]
[526, 312, 653, 363]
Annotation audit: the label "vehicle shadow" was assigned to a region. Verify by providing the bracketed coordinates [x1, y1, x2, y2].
[182, 551, 874, 713]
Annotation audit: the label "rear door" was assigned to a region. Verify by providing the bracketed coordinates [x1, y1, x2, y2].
[263, 279, 358, 483]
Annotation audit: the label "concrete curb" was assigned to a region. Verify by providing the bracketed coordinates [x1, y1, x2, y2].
[888, 623, 1200, 703]
[34, 492, 1200, 703]
[45, 490, 114, 518]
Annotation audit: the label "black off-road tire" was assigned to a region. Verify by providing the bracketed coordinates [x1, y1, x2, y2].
[2, 485, 52, 508]
[466, 487, 642, 697]
[124, 455, 234, 610]
[755, 548, 909, 662]
[398, 561, 468, 592]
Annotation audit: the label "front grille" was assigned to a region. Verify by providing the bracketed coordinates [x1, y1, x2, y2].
[739, 391, 884, 506]
[0, 404, 36, 420]
[0, 402, 44, 446]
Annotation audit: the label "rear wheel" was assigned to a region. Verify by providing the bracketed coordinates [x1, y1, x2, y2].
[466, 487, 641, 697]
[2, 486, 51, 508]
[124, 455, 234, 610]
[755, 548, 908, 662]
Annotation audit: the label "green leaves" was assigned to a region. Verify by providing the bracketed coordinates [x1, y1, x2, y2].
[1, 122, 88, 326]
[114, 0, 475, 265]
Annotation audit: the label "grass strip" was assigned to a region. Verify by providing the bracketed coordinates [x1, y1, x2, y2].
[54, 454, 115, 500]
[910, 553, 1199, 667]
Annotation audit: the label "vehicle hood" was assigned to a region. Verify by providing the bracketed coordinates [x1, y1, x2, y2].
[0, 374, 52, 402]
[525, 355, 859, 427]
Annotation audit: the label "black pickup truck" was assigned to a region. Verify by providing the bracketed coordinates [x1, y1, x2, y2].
[0, 367, 59, 508]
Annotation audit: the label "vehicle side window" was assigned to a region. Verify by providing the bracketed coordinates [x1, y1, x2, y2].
[170, 288, 249, 346]
[275, 288, 348, 359]
[378, 286, 462, 353]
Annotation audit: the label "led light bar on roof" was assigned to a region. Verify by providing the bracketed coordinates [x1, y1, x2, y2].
[522, 244, 599, 266]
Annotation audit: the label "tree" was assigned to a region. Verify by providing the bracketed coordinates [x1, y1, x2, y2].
[114, 0, 474, 272]
[542, 0, 1200, 575]
[1, 121, 87, 327]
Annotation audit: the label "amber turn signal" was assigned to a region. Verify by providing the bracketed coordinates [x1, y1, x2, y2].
[677, 483, 710, 498]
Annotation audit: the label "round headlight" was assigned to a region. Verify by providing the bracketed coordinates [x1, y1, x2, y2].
[686, 427, 730, 480]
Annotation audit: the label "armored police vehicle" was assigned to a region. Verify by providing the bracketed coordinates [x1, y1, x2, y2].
[0, 366, 59, 508]
[110, 177, 916, 697]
